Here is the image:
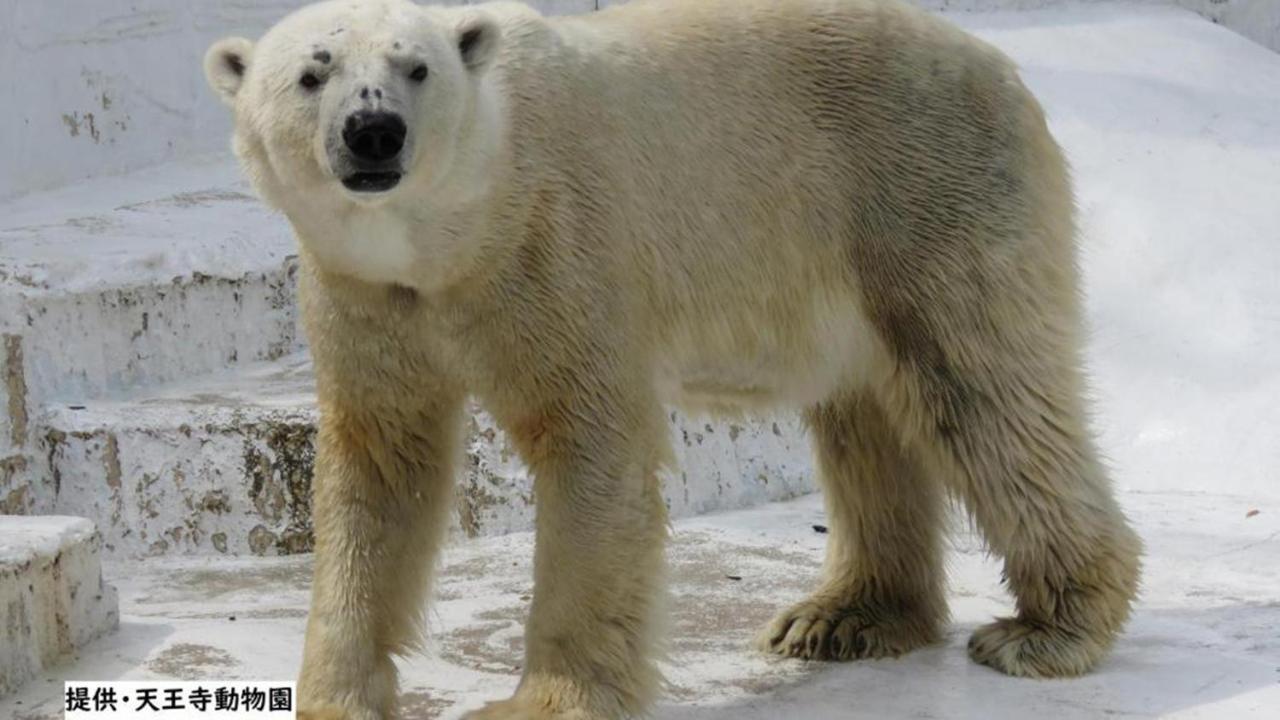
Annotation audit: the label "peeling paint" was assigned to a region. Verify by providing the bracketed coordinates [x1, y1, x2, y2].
[59, 111, 100, 143]
[4, 335, 28, 447]
[0, 517, 118, 695]
[457, 465, 507, 540]
[244, 422, 316, 555]
[1, 485, 28, 514]
[60, 113, 79, 138]
[42, 429, 65, 499]
[0, 454, 27, 488]
[247, 526, 276, 556]
[102, 433, 121, 490]
[199, 490, 231, 516]
[38, 395, 810, 559]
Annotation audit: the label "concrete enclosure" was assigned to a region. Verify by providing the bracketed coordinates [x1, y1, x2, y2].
[0, 0, 1276, 552]
[0, 0, 1277, 713]
[0, 0, 598, 200]
[2, 0, 1276, 200]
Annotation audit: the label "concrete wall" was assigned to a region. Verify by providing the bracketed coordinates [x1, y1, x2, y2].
[1176, 0, 1280, 53]
[0, 0, 596, 201]
[906, 1, 1280, 52]
[2, 0, 1276, 200]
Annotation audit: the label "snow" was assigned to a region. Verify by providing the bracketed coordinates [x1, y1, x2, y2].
[1, 2, 1278, 718]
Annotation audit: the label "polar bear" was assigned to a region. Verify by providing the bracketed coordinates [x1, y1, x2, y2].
[205, 0, 1142, 717]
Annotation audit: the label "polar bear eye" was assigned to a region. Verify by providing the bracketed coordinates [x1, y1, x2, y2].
[299, 72, 323, 90]
[409, 64, 428, 83]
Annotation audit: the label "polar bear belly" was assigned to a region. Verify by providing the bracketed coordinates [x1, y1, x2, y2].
[658, 289, 882, 414]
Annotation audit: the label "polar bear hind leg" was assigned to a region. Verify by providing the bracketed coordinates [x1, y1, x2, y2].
[860, 223, 1140, 677]
[759, 389, 947, 661]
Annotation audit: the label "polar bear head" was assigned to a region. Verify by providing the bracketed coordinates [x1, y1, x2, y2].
[204, 0, 504, 284]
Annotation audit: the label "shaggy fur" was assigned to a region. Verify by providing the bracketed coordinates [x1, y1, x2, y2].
[204, 0, 1142, 717]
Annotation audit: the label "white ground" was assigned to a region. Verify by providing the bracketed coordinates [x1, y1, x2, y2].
[2, 3, 1278, 719]
[2, 491, 1278, 719]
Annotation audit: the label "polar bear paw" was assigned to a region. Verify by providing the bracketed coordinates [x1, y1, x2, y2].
[968, 617, 1106, 678]
[757, 595, 942, 661]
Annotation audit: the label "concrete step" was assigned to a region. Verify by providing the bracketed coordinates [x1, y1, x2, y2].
[0, 156, 300, 406]
[0, 156, 301, 516]
[37, 353, 815, 558]
[0, 516, 119, 696]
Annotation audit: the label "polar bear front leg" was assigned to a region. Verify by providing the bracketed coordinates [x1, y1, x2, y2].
[297, 382, 464, 720]
[464, 392, 669, 720]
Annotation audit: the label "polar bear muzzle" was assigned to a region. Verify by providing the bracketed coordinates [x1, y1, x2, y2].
[339, 110, 406, 193]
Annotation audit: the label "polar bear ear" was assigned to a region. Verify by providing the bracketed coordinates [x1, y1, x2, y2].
[456, 14, 500, 71]
[205, 37, 255, 105]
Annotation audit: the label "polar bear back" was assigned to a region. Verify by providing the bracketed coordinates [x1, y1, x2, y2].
[472, 0, 1071, 409]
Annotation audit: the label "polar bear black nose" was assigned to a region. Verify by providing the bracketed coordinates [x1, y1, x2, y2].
[343, 111, 407, 163]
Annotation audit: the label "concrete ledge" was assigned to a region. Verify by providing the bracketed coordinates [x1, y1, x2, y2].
[0, 158, 302, 517]
[39, 354, 815, 558]
[0, 516, 119, 696]
[0, 158, 301, 404]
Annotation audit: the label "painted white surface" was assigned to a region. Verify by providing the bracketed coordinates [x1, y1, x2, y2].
[4, 0, 1277, 201]
[603, 0, 1280, 52]
[0, 514, 96, 564]
[0, 0, 1276, 713]
[35, 353, 813, 557]
[0, 157, 288, 294]
[0, 158, 301, 517]
[1, 489, 1277, 717]
[947, 4, 1280, 500]
[0, 161, 300, 404]
[0, 157, 813, 551]
[1, 0, 1276, 553]
[1176, 0, 1280, 53]
[0, 516, 119, 696]
[0, 0, 597, 201]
